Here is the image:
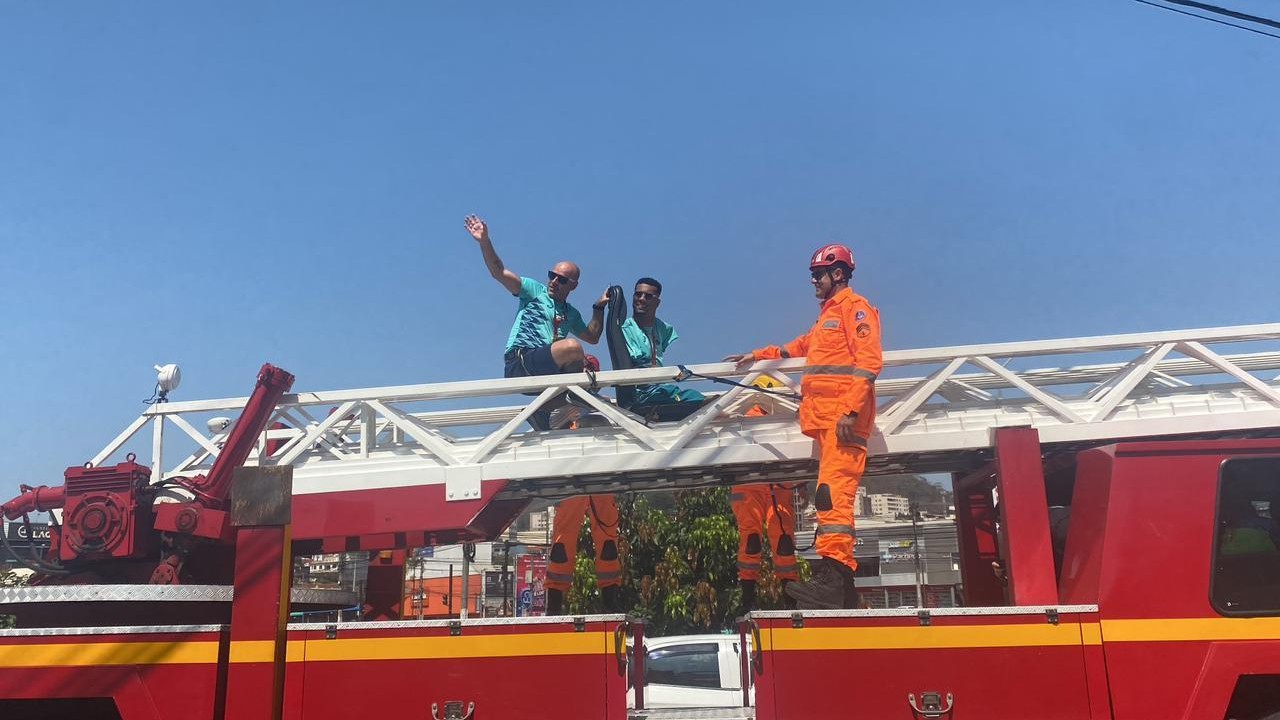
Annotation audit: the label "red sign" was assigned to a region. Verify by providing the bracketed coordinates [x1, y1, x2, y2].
[515, 554, 548, 616]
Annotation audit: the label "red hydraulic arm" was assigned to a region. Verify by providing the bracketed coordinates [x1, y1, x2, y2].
[0, 363, 295, 584]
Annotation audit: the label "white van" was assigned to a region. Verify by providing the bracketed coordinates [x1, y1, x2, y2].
[627, 633, 754, 709]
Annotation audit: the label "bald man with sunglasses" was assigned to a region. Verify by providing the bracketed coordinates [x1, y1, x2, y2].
[466, 214, 608, 429]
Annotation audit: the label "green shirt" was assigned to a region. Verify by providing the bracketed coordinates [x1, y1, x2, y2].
[505, 277, 587, 354]
[620, 317, 678, 369]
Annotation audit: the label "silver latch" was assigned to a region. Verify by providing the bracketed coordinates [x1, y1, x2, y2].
[431, 701, 475, 720]
[908, 691, 954, 718]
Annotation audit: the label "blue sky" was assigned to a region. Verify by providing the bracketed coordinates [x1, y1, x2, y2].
[1, 1, 1277, 492]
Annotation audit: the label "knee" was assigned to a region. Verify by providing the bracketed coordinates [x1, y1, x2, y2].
[550, 543, 569, 564]
[599, 540, 619, 561]
[815, 483, 833, 512]
[744, 533, 762, 555]
[554, 338, 585, 370]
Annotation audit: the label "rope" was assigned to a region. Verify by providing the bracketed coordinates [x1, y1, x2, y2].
[673, 366, 802, 400]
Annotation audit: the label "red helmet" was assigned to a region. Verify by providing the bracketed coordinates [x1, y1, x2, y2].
[809, 243, 855, 272]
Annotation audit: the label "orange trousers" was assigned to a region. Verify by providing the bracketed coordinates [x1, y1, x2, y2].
[813, 429, 867, 572]
[731, 484, 799, 581]
[546, 494, 621, 592]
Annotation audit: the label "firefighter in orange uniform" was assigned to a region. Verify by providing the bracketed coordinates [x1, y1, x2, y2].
[545, 495, 622, 615]
[725, 244, 882, 609]
[733, 377, 800, 611]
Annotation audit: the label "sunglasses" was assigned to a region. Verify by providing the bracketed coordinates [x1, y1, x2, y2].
[810, 268, 831, 281]
[548, 271, 576, 286]
[633, 290, 659, 301]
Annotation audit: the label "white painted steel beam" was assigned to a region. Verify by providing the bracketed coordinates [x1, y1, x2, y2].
[84, 323, 1280, 500]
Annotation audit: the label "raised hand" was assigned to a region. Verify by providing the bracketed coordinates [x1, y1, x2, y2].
[464, 214, 489, 243]
[723, 353, 754, 369]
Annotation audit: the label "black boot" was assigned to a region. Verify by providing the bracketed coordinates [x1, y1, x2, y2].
[740, 580, 757, 614]
[785, 558, 843, 609]
[601, 584, 623, 613]
[840, 566, 860, 609]
[545, 588, 564, 616]
[780, 580, 797, 610]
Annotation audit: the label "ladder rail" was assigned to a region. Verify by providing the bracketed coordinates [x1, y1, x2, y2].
[80, 324, 1280, 495]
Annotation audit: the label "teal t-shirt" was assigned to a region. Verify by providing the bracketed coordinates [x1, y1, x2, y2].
[505, 277, 587, 354]
[620, 317, 679, 369]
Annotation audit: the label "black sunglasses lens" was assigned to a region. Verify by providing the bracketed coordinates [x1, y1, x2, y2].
[548, 272, 570, 285]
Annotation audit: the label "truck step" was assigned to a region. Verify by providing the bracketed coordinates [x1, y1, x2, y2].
[629, 709, 754, 720]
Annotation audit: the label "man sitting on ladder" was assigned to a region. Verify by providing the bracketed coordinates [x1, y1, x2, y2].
[464, 214, 609, 430]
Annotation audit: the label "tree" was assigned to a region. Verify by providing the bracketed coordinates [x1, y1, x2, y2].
[566, 488, 807, 634]
[0, 565, 26, 629]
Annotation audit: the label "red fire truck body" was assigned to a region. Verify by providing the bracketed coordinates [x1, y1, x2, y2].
[0, 617, 631, 720]
[748, 435, 1280, 720]
[3, 434, 1277, 719]
[2, 325, 1279, 719]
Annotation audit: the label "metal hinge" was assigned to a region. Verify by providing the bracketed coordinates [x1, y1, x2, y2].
[449, 620, 462, 636]
[324, 624, 337, 640]
[918, 610, 932, 627]
[573, 616, 586, 632]
[791, 612, 805, 629]
[1046, 608, 1060, 626]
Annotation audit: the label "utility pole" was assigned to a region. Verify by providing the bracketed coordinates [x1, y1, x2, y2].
[910, 497, 924, 608]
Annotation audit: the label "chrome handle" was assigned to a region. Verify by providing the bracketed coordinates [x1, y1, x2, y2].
[431, 701, 475, 720]
[908, 692, 953, 718]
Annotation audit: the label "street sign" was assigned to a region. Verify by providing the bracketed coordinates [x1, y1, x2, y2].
[4, 522, 51, 548]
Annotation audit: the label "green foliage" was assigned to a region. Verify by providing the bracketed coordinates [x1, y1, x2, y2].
[0, 565, 26, 629]
[566, 488, 806, 634]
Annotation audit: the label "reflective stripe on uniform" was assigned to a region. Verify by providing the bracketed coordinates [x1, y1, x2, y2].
[546, 571, 574, 584]
[730, 493, 747, 502]
[816, 524, 855, 536]
[803, 365, 878, 380]
[737, 560, 761, 571]
[595, 570, 622, 582]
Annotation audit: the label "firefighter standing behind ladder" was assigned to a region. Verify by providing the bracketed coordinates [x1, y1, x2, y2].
[725, 244, 882, 609]
[733, 376, 800, 612]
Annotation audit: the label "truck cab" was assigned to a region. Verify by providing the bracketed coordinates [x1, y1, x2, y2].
[748, 433, 1280, 720]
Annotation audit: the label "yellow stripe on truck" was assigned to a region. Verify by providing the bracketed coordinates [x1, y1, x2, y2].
[1102, 617, 1280, 643]
[0, 640, 222, 668]
[0, 631, 611, 668]
[301, 631, 609, 662]
[767, 623, 1089, 651]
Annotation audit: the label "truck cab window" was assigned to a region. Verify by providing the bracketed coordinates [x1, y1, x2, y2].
[1212, 458, 1280, 615]
[646, 643, 721, 689]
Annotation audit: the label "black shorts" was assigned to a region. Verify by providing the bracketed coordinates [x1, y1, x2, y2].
[504, 345, 562, 378]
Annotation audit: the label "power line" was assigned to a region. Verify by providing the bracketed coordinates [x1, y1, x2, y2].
[1162, 0, 1280, 30]
[1130, 0, 1280, 39]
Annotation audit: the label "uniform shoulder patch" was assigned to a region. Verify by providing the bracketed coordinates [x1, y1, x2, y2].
[822, 319, 839, 329]
[855, 310, 866, 321]
[856, 323, 872, 338]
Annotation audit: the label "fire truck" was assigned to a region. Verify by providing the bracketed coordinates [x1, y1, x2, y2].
[1, 323, 1279, 719]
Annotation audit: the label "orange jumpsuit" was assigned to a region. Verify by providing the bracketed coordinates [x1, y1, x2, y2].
[545, 494, 621, 593]
[731, 483, 800, 582]
[752, 286, 882, 572]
